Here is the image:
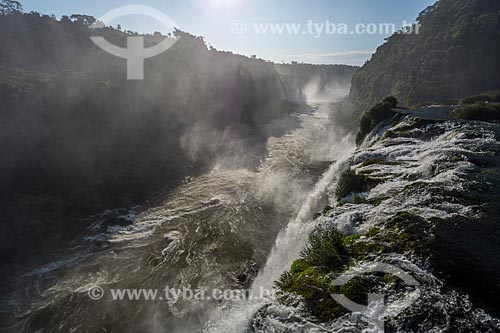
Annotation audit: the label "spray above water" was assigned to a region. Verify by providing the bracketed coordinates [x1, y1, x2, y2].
[203, 95, 356, 332]
[252, 146, 353, 292]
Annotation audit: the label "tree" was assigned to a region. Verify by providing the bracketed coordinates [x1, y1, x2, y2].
[70, 14, 96, 27]
[0, 0, 23, 15]
[381, 96, 398, 108]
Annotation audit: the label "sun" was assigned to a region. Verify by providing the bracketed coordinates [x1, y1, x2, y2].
[211, 0, 240, 7]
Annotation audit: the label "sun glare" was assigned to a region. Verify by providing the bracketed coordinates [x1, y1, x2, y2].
[211, 0, 240, 7]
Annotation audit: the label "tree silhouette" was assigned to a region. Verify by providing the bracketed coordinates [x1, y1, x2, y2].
[0, 0, 23, 15]
[69, 14, 96, 27]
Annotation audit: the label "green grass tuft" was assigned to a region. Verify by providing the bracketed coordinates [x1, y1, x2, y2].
[301, 229, 345, 269]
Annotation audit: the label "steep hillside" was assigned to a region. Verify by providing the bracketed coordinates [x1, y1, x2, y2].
[0, 10, 355, 273]
[349, 0, 500, 111]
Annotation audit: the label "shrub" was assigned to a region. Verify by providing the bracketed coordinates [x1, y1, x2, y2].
[275, 271, 295, 290]
[356, 98, 397, 145]
[451, 102, 500, 121]
[369, 102, 395, 122]
[460, 95, 493, 105]
[290, 259, 308, 274]
[335, 169, 367, 199]
[300, 229, 345, 268]
[359, 114, 372, 135]
[382, 96, 398, 108]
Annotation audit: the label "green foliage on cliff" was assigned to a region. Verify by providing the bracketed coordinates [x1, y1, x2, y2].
[276, 212, 431, 322]
[335, 169, 368, 199]
[355, 97, 397, 145]
[349, 0, 500, 111]
[300, 229, 346, 269]
[0, 10, 290, 212]
[451, 102, 500, 120]
[460, 91, 500, 105]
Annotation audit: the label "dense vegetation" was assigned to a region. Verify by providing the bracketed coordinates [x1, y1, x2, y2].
[276, 212, 431, 321]
[348, 0, 500, 111]
[460, 93, 500, 105]
[451, 102, 500, 120]
[0, 14, 285, 209]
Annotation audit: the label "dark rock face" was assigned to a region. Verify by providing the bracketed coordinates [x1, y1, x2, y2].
[0, 12, 356, 279]
[432, 215, 500, 316]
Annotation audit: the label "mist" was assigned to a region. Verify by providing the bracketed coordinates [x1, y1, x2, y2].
[0, 6, 360, 333]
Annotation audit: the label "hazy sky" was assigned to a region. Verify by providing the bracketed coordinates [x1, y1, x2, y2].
[21, 0, 436, 65]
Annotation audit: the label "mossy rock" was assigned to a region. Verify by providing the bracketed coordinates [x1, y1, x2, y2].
[335, 169, 367, 199]
[359, 158, 401, 168]
[335, 169, 383, 200]
[450, 154, 466, 163]
[366, 226, 381, 237]
[339, 276, 378, 305]
[276, 265, 346, 320]
[451, 102, 500, 121]
[382, 96, 398, 108]
[366, 196, 390, 206]
[381, 129, 398, 140]
[275, 212, 433, 323]
[403, 181, 427, 192]
[370, 212, 433, 256]
[313, 205, 334, 219]
[347, 241, 386, 257]
[343, 234, 361, 245]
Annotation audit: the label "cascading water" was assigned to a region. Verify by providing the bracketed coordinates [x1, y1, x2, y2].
[242, 116, 500, 332]
[4, 89, 499, 333]
[203, 161, 353, 333]
[0, 89, 351, 333]
[203, 105, 356, 333]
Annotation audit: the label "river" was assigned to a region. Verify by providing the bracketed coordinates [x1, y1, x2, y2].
[0, 91, 355, 333]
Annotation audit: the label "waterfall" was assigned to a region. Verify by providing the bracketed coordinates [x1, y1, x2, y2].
[204, 132, 355, 333]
